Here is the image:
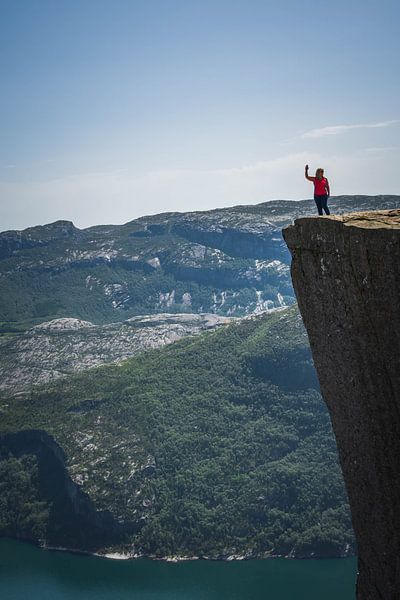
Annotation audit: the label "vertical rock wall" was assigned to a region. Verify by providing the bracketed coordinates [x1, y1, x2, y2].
[283, 210, 400, 599]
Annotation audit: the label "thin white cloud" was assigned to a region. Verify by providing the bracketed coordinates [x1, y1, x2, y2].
[363, 146, 398, 154]
[301, 120, 400, 139]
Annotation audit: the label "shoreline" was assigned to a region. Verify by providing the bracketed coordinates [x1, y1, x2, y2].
[0, 537, 354, 563]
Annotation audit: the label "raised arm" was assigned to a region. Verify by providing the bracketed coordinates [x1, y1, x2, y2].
[305, 164, 315, 182]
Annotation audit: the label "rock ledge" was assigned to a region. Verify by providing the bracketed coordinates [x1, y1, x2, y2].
[283, 209, 400, 600]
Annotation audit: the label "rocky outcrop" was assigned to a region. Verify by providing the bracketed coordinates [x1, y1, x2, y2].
[0, 220, 80, 259]
[0, 313, 233, 393]
[171, 220, 285, 260]
[283, 210, 400, 599]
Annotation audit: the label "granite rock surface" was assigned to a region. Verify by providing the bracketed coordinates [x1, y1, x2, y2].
[0, 313, 233, 393]
[283, 209, 400, 599]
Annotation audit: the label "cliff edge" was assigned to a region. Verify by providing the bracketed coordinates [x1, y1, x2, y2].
[283, 210, 400, 599]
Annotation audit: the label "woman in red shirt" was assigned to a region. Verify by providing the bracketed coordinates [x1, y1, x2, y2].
[305, 165, 331, 215]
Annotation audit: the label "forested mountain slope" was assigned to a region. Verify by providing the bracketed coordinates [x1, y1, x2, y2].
[0, 306, 354, 559]
[1, 196, 398, 559]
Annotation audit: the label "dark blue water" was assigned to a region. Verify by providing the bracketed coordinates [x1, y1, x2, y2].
[0, 539, 356, 600]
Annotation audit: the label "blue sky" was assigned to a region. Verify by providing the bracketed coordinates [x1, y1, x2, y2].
[1, 0, 399, 230]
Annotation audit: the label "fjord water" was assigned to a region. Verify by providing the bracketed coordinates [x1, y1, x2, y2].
[0, 540, 356, 600]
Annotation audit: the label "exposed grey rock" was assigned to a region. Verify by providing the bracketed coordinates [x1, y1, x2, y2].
[31, 318, 95, 331]
[283, 209, 400, 599]
[0, 313, 234, 393]
[1, 197, 398, 323]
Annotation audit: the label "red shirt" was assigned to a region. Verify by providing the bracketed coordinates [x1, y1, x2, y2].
[314, 177, 328, 195]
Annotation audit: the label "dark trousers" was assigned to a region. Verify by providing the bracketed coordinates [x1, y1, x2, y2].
[314, 194, 330, 215]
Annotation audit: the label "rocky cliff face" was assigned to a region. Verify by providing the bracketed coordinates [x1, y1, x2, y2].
[283, 210, 400, 599]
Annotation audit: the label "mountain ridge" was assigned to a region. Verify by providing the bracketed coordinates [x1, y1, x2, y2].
[1, 196, 398, 326]
[2, 195, 397, 236]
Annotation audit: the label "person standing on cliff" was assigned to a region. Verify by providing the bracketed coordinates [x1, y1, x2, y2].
[305, 165, 331, 215]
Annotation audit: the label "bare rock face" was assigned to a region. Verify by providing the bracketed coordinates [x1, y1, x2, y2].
[0, 313, 233, 393]
[283, 210, 400, 599]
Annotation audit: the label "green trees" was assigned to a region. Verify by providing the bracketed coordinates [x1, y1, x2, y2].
[0, 455, 49, 540]
[0, 307, 355, 557]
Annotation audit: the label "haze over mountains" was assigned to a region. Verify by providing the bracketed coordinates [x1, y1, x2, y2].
[0, 195, 398, 559]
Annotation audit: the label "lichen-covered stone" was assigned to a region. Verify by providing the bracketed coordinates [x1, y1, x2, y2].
[283, 209, 400, 599]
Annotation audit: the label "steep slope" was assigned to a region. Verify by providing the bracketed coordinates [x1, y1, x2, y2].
[283, 210, 400, 599]
[1, 196, 398, 326]
[0, 306, 354, 558]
